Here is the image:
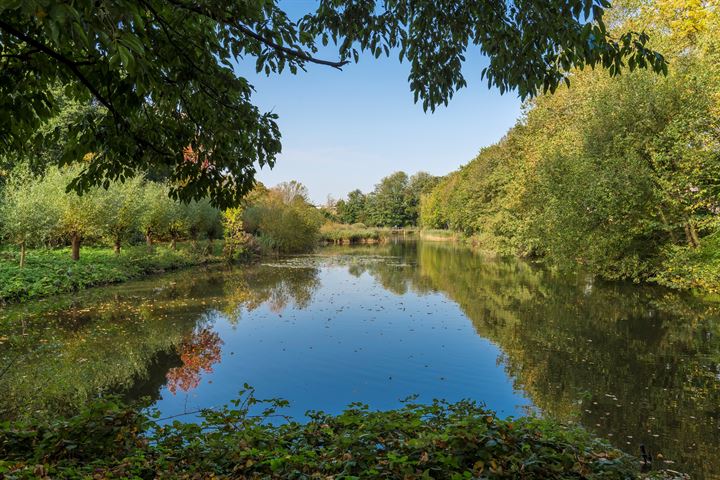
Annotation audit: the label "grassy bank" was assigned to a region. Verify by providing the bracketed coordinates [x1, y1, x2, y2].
[319, 223, 417, 244]
[0, 243, 222, 304]
[0, 389, 686, 479]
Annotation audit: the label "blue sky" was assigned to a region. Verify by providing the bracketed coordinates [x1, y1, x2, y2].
[237, 3, 523, 204]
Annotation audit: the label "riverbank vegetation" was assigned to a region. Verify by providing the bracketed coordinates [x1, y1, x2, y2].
[0, 165, 225, 303]
[0, 388, 684, 480]
[418, 1, 720, 293]
[319, 223, 417, 244]
[0, 244, 220, 304]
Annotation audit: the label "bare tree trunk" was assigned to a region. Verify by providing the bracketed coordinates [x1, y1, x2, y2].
[170, 237, 177, 250]
[19, 241, 26, 268]
[114, 238, 121, 254]
[71, 233, 81, 261]
[146, 232, 153, 249]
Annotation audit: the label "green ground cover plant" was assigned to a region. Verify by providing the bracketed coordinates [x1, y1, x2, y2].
[0, 243, 221, 304]
[0, 386, 686, 480]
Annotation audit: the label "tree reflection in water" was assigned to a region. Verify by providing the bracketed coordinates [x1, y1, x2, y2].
[166, 328, 223, 394]
[1, 243, 718, 478]
[331, 241, 720, 480]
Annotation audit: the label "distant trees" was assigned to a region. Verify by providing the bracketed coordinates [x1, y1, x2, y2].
[335, 172, 438, 227]
[337, 190, 368, 224]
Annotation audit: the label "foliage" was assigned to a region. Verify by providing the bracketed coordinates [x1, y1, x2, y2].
[336, 171, 438, 227]
[420, 0, 720, 290]
[0, 165, 223, 262]
[97, 176, 144, 253]
[241, 183, 324, 254]
[319, 222, 416, 244]
[337, 189, 368, 224]
[0, 0, 666, 208]
[44, 166, 104, 257]
[0, 167, 58, 265]
[0, 244, 220, 304]
[138, 182, 175, 247]
[222, 207, 258, 262]
[0, 387, 685, 479]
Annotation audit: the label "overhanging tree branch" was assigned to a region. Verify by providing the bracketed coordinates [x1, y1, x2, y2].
[0, 20, 120, 119]
[162, 0, 349, 70]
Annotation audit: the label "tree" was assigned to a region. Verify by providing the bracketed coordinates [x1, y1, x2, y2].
[44, 166, 103, 261]
[404, 171, 439, 225]
[275, 181, 310, 204]
[366, 172, 410, 227]
[242, 183, 324, 254]
[337, 190, 367, 224]
[99, 176, 143, 254]
[138, 182, 173, 249]
[183, 198, 221, 249]
[0, 168, 58, 266]
[0, 1, 666, 208]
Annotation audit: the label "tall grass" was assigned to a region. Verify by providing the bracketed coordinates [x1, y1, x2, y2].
[319, 223, 416, 244]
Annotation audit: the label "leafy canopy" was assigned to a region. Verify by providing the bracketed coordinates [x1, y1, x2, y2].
[0, 0, 666, 208]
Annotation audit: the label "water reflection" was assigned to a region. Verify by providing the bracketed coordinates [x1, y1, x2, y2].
[1, 242, 718, 478]
[336, 242, 720, 479]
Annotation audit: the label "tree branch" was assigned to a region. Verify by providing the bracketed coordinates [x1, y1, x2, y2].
[162, 0, 349, 70]
[234, 24, 349, 70]
[0, 20, 120, 119]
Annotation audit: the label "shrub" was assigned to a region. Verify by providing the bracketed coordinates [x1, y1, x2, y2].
[0, 387, 686, 479]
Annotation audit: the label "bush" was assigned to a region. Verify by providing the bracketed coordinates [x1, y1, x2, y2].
[243, 186, 324, 254]
[0, 387, 687, 479]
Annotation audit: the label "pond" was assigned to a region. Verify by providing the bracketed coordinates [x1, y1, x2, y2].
[1, 241, 719, 479]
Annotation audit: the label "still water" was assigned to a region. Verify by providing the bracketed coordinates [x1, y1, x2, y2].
[1, 241, 719, 478]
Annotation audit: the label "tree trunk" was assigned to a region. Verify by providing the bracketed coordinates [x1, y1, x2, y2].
[657, 208, 677, 244]
[146, 233, 153, 249]
[19, 241, 26, 268]
[114, 238, 121, 254]
[684, 222, 699, 248]
[71, 233, 81, 261]
[689, 221, 700, 247]
[170, 237, 177, 250]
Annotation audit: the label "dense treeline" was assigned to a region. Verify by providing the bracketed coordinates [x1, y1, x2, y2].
[421, 0, 720, 291]
[334, 171, 439, 227]
[0, 165, 221, 265]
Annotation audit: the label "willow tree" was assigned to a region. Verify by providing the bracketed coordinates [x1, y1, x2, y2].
[0, 169, 58, 266]
[99, 176, 144, 254]
[0, 0, 666, 208]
